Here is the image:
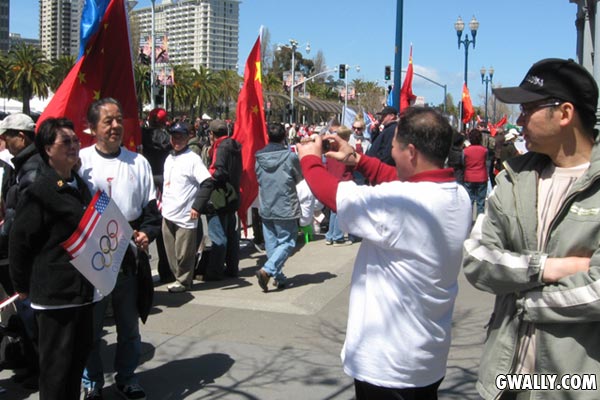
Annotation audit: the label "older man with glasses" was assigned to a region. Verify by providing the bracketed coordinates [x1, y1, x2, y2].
[463, 58, 600, 400]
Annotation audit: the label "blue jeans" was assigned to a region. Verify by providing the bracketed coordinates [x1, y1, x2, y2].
[464, 181, 487, 216]
[206, 212, 239, 277]
[82, 272, 140, 389]
[262, 219, 297, 283]
[325, 211, 344, 242]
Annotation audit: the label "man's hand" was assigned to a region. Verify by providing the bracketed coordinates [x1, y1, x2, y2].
[17, 292, 28, 300]
[321, 134, 361, 166]
[296, 134, 323, 160]
[190, 209, 199, 220]
[542, 256, 591, 283]
[133, 230, 149, 253]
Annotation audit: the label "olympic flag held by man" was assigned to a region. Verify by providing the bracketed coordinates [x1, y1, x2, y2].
[61, 190, 133, 295]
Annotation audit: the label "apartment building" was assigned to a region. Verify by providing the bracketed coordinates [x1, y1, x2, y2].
[39, 0, 83, 60]
[133, 0, 240, 72]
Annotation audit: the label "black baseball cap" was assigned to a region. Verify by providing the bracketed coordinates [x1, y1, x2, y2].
[169, 122, 189, 135]
[376, 106, 398, 116]
[493, 58, 598, 119]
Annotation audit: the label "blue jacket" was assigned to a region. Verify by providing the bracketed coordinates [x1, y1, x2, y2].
[255, 143, 302, 220]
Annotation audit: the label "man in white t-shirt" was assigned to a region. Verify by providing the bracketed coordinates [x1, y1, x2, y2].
[463, 58, 600, 400]
[297, 108, 472, 399]
[80, 98, 161, 400]
[161, 122, 210, 292]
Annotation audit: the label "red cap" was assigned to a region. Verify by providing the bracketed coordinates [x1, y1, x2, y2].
[148, 108, 168, 124]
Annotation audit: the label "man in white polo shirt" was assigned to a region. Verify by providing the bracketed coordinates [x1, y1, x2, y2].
[161, 122, 210, 292]
[297, 107, 472, 399]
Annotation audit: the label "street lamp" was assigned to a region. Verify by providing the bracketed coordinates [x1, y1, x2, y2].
[277, 39, 310, 123]
[454, 16, 479, 88]
[150, 0, 156, 109]
[342, 64, 360, 125]
[481, 66, 494, 124]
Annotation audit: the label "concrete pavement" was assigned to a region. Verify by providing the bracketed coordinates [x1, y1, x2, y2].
[0, 234, 493, 399]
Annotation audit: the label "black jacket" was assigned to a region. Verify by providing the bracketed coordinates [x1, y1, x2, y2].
[9, 163, 94, 306]
[194, 137, 242, 214]
[366, 121, 397, 166]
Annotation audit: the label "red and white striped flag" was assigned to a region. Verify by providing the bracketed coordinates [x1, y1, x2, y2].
[62, 190, 133, 295]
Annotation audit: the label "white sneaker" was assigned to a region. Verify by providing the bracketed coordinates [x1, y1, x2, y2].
[167, 282, 186, 293]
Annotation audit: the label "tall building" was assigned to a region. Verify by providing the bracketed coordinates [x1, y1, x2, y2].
[39, 0, 83, 60]
[133, 0, 240, 72]
[0, 0, 9, 52]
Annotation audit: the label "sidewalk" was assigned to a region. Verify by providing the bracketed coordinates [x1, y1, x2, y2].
[0, 235, 493, 399]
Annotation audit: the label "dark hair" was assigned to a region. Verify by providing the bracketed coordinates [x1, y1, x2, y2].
[395, 107, 453, 167]
[267, 122, 286, 143]
[468, 129, 482, 145]
[87, 97, 122, 129]
[35, 118, 75, 164]
[3, 129, 35, 142]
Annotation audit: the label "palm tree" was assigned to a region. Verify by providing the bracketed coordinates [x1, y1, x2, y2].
[6, 43, 51, 114]
[49, 55, 76, 92]
[191, 65, 219, 117]
[215, 70, 241, 119]
[171, 63, 197, 115]
[262, 72, 282, 93]
[134, 63, 151, 116]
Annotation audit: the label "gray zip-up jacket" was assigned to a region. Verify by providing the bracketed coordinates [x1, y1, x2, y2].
[463, 142, 600, 400]
[255, 143, 302, 220]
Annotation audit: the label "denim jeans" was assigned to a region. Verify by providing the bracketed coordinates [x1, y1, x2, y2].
[206, 212, 239, 277]
[262, 219, 297, 283]
[82, 272, 140, 389]
[464, 181, 487, 216]
[325, 211, 344, 242]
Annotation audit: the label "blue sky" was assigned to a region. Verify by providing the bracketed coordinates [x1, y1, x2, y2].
[11, 0, 578, 114]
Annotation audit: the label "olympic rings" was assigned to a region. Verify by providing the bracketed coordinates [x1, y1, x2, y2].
[107, 219, 118, 238]
[91, 220, 121, 271]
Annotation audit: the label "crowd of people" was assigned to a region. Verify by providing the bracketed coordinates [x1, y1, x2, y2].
[0, 56, 598, 400]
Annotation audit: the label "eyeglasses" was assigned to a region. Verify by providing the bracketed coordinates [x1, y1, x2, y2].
[352, 126, 364, 131]
[519, 101, 562, 117]
[54, 137, 81, 147]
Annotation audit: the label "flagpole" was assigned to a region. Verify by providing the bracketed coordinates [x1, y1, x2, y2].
[393, 0, 404, 111]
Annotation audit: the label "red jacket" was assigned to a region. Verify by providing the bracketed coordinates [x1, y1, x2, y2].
[463, 145, 488, 183]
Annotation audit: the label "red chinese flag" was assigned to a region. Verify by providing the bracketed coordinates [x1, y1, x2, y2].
[400, 46, 417, 111]
[37, 0, 140, 150]
[232, 34, 268, 232]
[462, 83, 475, 124]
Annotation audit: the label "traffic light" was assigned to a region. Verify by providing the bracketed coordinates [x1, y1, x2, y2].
[384, 65, 391, 80]
[339, 64, 346, 79]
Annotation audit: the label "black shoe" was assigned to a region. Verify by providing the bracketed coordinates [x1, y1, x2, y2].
[84, 387, 103, 400]
[255, 269, 270, 292]
[224, 269, 239, 278]
[116, 383, 146, 400]
[202, 274, 223, 282]
[272, 279, 286, 289]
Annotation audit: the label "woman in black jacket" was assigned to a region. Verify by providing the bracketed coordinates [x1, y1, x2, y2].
[9, 118, 94, 400]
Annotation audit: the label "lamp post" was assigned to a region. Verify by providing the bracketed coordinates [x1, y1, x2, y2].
[342, 64, 360, 125]
[150, 0, 156, 109]
[481, 66, 494, 124]
[454, 16, 479, 87]
[277, 39, 310, 124]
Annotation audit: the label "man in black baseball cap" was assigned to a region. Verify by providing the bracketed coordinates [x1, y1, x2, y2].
[366, 106, 399, 165]
[464, 58, 600, 400]
[493, 58, 598, 133]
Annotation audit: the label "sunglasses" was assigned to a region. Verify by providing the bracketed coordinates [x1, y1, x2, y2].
[54, 137, 81, 147]
[352, 126, 364, 131]
[519, 101, 563, 117]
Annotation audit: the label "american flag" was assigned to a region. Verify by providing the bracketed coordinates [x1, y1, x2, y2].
[63, 191, 110, 258]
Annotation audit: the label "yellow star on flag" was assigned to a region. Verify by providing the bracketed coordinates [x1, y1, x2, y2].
[255, 61, 262, 83]
[93, 90, 101, 100]
[251, 104, 259, 114]
[78, 72, 86, 84]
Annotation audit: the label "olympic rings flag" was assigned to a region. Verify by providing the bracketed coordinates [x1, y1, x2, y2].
[61, 190, 133, 295]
